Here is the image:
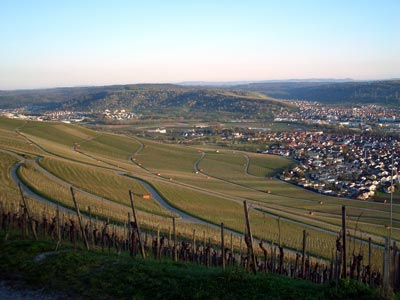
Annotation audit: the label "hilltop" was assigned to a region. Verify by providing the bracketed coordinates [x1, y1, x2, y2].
[0, 84, 290, 120]
[229, 80, 400, 106]
[2, 81, 400, 117]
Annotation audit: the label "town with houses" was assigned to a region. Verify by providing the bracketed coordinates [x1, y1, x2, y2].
[0, 108, 141, 123]
[266, 131, 399, 200]
[1, 100, 399, 201]
[275, 100, 400, 133]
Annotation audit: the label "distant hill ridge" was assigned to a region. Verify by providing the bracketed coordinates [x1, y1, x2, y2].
[229, 80, 400, 105]
[0, 84, 289, 120]
[1, 81, 399, 114]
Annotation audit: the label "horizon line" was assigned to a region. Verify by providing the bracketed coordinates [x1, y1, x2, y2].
[2, 77, 400, 92]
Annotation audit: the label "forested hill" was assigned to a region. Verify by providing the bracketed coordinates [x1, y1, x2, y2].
[0, 84, 290, 119]
[2, 81, 399, 115]
[230, 80, 400, 105]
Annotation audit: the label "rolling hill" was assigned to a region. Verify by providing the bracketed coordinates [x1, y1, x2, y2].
[229, 80, 400, 105]
[0, 84, 291, 119]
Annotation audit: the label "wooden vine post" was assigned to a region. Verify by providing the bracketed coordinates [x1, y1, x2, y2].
[221, 222, 225, 270]
[301, 229, 307, 278]
[243, 200, 257, 274]
[230, 233, 233, 254]
[127, 212, 131, 249]
[18, 183, 38, 240]
[56, 205, 61, 250]
[192, 229, 196, 259]
[383, 238, 390, 296]
[70, 187, 90, 250]
[368, 237, 372, 286]
[157, 225, 160, 260]
[259, 240, 268, 273]
[129, 190, 146, 259]
[88, 205, 92, 243]
[173, 217, 177, 262]
[342, 205, 347, 279]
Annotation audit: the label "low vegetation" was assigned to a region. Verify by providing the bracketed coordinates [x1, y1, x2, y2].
[0, 235, 380, 300]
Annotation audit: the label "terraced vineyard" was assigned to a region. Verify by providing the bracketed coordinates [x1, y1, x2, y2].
[0, 116, 396, 269]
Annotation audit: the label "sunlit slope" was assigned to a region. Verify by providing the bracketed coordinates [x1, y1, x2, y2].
[78, 133, 141, 161]
[0, 116, 25, 131]
[0, 118, 394, 264]
[0, 151, 19, 199]
[133, 138, 200, 175]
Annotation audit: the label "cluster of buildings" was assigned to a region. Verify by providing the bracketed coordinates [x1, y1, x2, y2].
[0, 109, 87, 123]
[264, 131, 399, 200]
[42, 110, 86, 123]
[275, 101, 400, 133]
[103, 109, 140, 121]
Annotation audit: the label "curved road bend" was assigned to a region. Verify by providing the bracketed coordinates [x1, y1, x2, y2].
[13, 159, 185, 221]
[10, 163, 75, 215]
[31, 156, 220, 227]
[9, 155, 239, 227]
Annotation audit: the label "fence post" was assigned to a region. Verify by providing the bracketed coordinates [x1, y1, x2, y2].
[392, 241, 397, 289]
[88, 206, 92, 243]
[383, 238, 390, 297]
[157, 225, 160, 260]
[18, 183, 38, 240]
[342, 205, 347, 279]
[56, 205, 61, 250]
[127, 212, 131, 251]
[368, 237, 372, 286]
[301, 229, 307, 279]
[173, 217, 177, 262]
[243, 201, 256, 274]
[221, 222, 225, 270]
[192, 229, 196, 261]
[70, 187, 89, 250]
[129, 190, 145, 259]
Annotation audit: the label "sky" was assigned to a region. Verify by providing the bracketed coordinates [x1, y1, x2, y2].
[0, 0, 399, 90]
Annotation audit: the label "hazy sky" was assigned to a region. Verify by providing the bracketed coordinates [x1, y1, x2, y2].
[0, 0, 399, 89]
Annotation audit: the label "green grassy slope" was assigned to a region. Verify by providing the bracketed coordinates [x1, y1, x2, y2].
[0, 236, 380, 300]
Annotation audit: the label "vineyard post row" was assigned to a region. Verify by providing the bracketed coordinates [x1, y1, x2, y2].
[1, 187, 399, 294]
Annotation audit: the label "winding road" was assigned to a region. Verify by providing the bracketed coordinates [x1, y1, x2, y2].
[1, 139, 388, 255]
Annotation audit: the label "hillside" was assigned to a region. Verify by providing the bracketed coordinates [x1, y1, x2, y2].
[0, 117, 396, 298]
[230, 80, 400, 105]
[0, 237, 379, 300]
[2, 81, 399, 115]
[0, 84, 290, 120]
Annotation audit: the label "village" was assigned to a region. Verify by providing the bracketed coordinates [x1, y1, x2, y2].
[265, 131, 399, 200]
[275, 100, 400, 133]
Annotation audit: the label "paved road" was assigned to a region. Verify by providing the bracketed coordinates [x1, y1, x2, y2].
[2, 144, 386, 255]
[3, 149, 316, 257]
[10, 162, 75, 215]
